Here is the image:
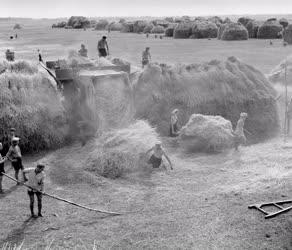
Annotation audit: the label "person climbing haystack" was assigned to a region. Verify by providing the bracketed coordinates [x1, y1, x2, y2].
[233, 112, 248, 150]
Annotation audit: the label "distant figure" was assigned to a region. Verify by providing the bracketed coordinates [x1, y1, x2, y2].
[270, 40, 273, 45]
[37, 49, 43, 62]
[142, 47, 151, 68]
[0, 143, 7, 194]
[24, 164, 45, 217]
[170, 109, 180, 137]
[160, 35, 163, 39]
[15, 34, 18, 39]
[10, 36, 13, 40]
[233, 112, 248, 151]
[6, 137, 27, 183]
[287, 98, 292, 135]
[98, 36, 109, 57]
[283, 42, 288, 47]
[5, 49, 14, 61]
[146, 33, 149, 38]
[155, 35, 158, 39]
[146, 143, 173, 170]
[78, 44, 88, 57]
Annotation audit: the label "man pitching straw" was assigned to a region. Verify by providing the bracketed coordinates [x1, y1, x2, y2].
[233, 112, 248, 151]
[146, 143, 173, 170]
[24, 164, 45, 217]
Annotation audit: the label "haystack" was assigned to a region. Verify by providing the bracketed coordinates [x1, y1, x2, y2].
[173, 22, 192, 39]
[246, 20, 261, 38]
[0, 60, 67, 152]
[86, 120, 160, 178]
[257, 20, 283, 39]
[269, 55, 292, 84]
[133, 20, 148, 33]
[283, 24, 292, 44]
[134, 57, 279, 143]
[95, 19, 109, 30]
[143, 24, 154, 34]
[179, 114, 234, 152]
[151, 25, 165, 34]
[121, 22, 134, 33]
[191, 22, 218, 39]
[279, 18, 289, 28]
[220, 23, 248, 41]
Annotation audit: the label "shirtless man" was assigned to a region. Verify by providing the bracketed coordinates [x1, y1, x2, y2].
[97, 36, 109, 57]
[146, 143, 173, 170]
[233, 112, 248, 151]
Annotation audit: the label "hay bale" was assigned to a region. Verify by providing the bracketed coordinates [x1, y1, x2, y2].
[85, 120, 160, 178]
[220, 23, 248, 41]
[151, 25, 165, 34]
[13, 24, 21, 30]
[67, 16, 90, 29]
[237, 17, 253, 27]
[0, 60, 67, 153]
[284, 24, 292, 44]
[173, 22, 192, 39]
[280, 18, 289, 28]
[133, 20, 148, 33]
[121, 22, 134, 33]
[95, 19, 109, 30]
[133, 57, 279, 143]
[257, 20, 283, 39]
[191, 21, 218, 39]
[179, 114, 234, 152]
[246, 20, 261, 38]
[143, 24, 154, 34]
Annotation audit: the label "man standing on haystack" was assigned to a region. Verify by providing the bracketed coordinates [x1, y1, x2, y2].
[233, 112, 248, 151]
[97, 36, 109, 57]
[142, 47, 151, 68]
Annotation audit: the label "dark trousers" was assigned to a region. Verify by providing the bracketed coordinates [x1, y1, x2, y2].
[28, 190, 42, 215]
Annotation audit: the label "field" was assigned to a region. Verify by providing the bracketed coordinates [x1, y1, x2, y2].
[0, 19, 292, 250]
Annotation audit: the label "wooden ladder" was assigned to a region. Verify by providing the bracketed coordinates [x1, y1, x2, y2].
[248, 200, 292, 219]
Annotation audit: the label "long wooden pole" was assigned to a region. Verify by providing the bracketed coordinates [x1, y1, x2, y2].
[1, 172, 121, 216]
[284, 60, 288, 143]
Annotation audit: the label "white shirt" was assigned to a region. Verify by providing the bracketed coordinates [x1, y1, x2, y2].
[24, 168, 45, 191]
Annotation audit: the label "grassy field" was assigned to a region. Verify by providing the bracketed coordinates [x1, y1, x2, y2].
[0, 19, 292, 250]
[0, 19, 292, 73]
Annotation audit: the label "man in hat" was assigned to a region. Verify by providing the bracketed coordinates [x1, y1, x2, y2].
[24, 164, 45, 217]
[6, 137, 27, 183]
[142, 47, 151, 68]
[97, 36, 109, 57]
[233, 112, 248, 151]
[145, 143, 173, 170]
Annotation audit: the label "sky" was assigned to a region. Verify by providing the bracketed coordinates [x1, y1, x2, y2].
[0, 0, 291, 18]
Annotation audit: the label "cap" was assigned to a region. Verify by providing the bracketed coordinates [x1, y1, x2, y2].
[102, 36, 107, 39]
[12, 137, 20, 142]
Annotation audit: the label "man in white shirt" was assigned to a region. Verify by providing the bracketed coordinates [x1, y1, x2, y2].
[24, 164, 45, 218]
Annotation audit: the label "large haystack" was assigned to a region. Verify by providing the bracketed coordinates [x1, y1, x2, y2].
[0, 60, 67, 152]
[134, 57, 279, 143]
[220, 23, 248, 40]
[173, 22, 192, 39]
[95, 19, 109, 30]
[246, 20, 261, 38]
[257, 20, 283, 39]
[283, 24, 292, 44]
[179, 114, 234, 152]
[86, 120, 160, 178]
[269, 55, 292, 84]
[151, 25, 165, 34]
[133, 20, 148, 33]
[191, 21, 218, 39]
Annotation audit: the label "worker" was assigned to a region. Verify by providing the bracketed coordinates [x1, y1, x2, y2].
[0, 143, 7, 194]
[15, 33, 17, 39]
[287, 98, 292, 135]
[78, 44, 88, 57]
[6, 137, 27, 183]
[97, 36, 109, 57]
[37, 49, 43, 62]
[233, 112, 248, 151]
[24, 164, 45, 217]
[170, 109, 180, 137]
[146, 143, 173, 170]
[142, 47, 151, 68]
[1, 131, 10, 155]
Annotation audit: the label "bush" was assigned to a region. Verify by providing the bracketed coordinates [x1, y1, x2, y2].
[165, 26, 176, 37]
[279, 18, 289, 28]
[283, 24, 292, 44]
[95, 19, 109, 30]
[0, 60, 67, 153]
[121, 22, 134, 33]
[107, 22, 123, 31]
[151, 25, 165, 34]
[223, 17, 232, 24]
[67, 16, 90, 29]
[52, 21, 67, 28]
[246, 20, 261, 38]
[257, 20, 283, 39]
[133, 20, 148, 33]
[133, 57, 279, 143]
[220, 23, 248, 40]
[207, 16, 223, 26]
[164, 17, 174, 23]
[173, 22, 192, 39]
[191, 21, 218, 39]
[143, 24, 154, 34]
[237, 17, 253, 27]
